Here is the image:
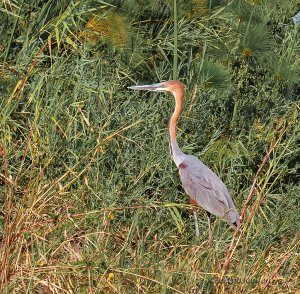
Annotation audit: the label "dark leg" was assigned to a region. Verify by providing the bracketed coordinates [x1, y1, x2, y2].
[190, 197, 200, 239]
[206, 211, 212, 244]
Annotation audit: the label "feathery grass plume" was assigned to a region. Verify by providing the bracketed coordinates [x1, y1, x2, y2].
[273, 55, 300, 88]
[228, 0, 265, 24]
[80, 12, 130, 48]
[238, 23, 272, 58]
[194, 57, 230, 90]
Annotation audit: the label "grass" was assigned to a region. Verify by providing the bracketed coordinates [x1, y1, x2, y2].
[0, 0, 300, 293]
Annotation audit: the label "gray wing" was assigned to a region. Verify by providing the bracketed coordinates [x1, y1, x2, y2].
[178, 156, 235, 218]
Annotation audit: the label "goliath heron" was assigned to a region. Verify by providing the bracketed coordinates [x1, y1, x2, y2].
[128, 80, 240, 241]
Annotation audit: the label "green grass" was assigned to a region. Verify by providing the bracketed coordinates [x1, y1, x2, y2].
[0, 0, 300, 292]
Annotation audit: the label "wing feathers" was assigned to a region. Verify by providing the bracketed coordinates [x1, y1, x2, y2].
[179, 162, 230, 215]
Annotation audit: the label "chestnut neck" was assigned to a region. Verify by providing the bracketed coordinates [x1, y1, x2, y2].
[168, 88, 185, 165]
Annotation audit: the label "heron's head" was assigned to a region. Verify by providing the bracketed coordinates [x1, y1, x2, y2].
[224, 209, 241, 231]
[128, 80, 185, 95]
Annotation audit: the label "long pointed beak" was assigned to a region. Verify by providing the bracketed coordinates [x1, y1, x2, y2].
[127, 82, 167, 91]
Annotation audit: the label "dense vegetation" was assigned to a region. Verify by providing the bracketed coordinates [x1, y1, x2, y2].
[0, 0, 299, 292]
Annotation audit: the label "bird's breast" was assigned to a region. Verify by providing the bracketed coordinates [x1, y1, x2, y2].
[178, 162, 188, 169]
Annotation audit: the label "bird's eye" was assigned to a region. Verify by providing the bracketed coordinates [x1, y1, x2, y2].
[232, 221, 238, 227]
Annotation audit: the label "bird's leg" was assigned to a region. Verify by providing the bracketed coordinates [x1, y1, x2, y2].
[206, 211, 212, 244]
[193, 209, 200, 239]
[190, 197, 200, 239]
